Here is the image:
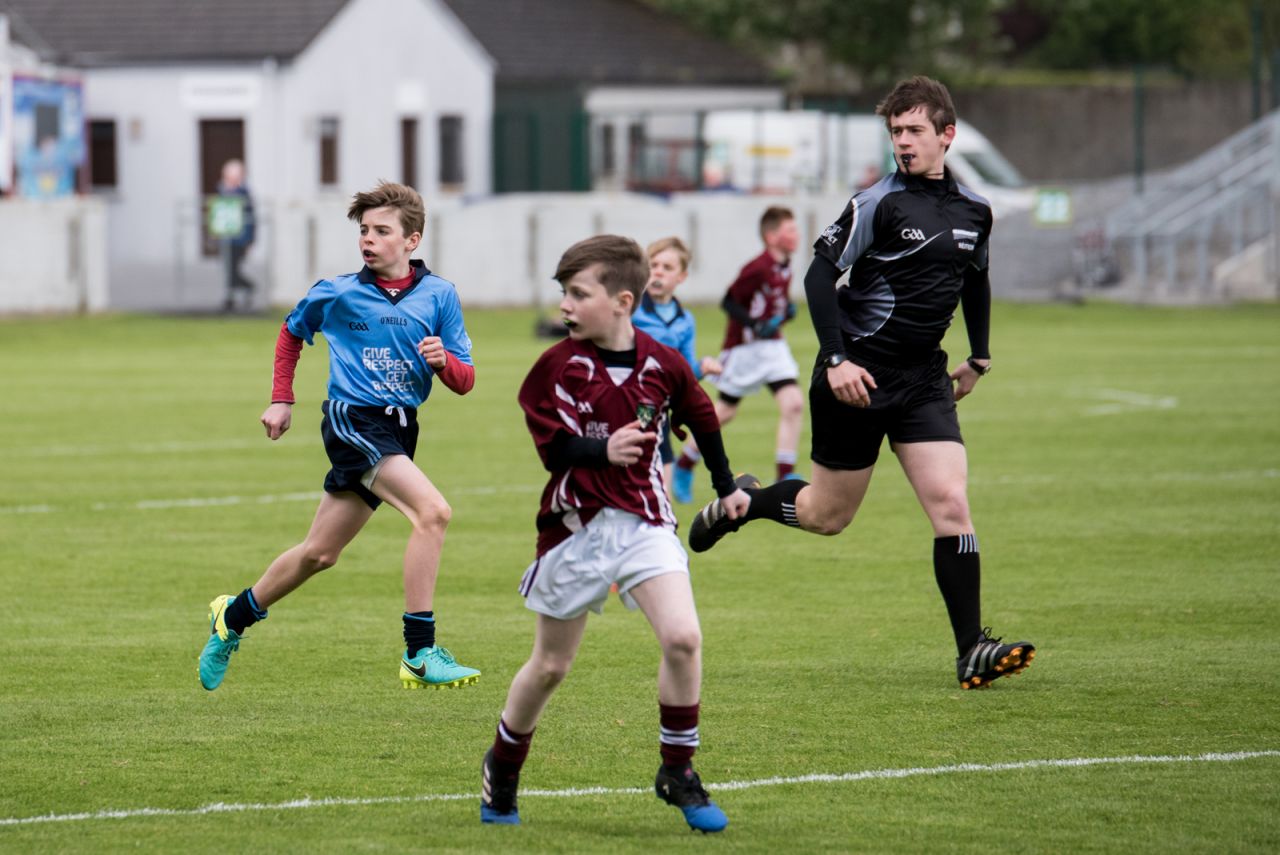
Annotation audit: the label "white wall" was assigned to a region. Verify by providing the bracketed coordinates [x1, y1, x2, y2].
[75, 0, 494, 311]
[270, 191, 846, 310]
[0, 197, 107, 312]
[285, 0, 494, 200]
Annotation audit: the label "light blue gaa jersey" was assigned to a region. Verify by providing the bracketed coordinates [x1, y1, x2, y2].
[285, 260, 473, 408]
[632, 292, 703, 379]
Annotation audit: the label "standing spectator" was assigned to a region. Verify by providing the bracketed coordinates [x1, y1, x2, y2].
[217, 159, 256, 312]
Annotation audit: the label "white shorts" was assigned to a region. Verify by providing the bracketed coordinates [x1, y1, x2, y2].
[713, 339, 800, 399]
[519, 508, 689, 620]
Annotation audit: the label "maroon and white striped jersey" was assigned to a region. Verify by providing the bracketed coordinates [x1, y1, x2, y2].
[519, 330, 720, 557]
[721, 249, 793, 349]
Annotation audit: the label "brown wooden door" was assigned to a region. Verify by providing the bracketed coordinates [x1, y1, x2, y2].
[199, 119, 245, 256]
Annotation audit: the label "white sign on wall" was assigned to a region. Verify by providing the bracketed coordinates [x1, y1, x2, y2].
[180, 75, 261, 112]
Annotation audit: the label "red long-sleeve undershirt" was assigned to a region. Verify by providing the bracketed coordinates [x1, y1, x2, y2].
[270, 323, 475, 403]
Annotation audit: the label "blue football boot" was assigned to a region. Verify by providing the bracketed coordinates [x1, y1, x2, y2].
[655, 764, 728, 833]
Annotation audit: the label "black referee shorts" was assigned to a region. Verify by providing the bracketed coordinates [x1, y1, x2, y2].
[320, 400, 419, 510]
[809, 350, 963, 471]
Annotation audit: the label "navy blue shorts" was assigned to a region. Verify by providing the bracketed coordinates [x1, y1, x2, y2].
[809, 350, 962, 471]
[320, 400, 419, 510]
[658, 423, 674, 464]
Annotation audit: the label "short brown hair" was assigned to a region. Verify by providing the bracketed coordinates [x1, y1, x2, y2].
[347, 181, 425, 237]
[646, 236, 690, 271]
[876, 75, 957, 134]
[554, 235, 648, 311]
[759, 206, 794, 240]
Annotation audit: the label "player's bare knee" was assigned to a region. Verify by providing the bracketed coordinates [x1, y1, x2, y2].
[300, 544, 340, 573]
[411, 498, 452, 534]
[806, 508, 854, 536]
[660, 627, 702, 661]
[533, 655, 573, 689]
[931, 489, 970, 530]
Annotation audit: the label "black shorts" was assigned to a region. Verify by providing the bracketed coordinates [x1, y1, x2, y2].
[320, 400, 419, 509]
[809, 350, 962, 471]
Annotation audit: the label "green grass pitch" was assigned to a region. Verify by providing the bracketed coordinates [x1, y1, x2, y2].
[1, 301, 1277, 853]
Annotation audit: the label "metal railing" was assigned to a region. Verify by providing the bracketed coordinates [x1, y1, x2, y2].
[1097, 109, 1280, 300]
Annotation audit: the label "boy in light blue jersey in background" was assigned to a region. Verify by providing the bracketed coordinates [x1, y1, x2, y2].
[198, 182, 481, 692]
[632, 237, 722, 502]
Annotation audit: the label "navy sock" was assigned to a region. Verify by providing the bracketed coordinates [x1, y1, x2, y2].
[224, 587, 267, 636]
[403, 611, 435, 654]
[743, 478, 806, 526]
[934, 535, 982, 655]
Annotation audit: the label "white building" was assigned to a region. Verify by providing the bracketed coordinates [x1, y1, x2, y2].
[0, 0, 783, 311]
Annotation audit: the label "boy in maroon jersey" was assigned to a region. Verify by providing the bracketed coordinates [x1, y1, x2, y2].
[672, 206, 804, 501]
[479, 235, 751, 833]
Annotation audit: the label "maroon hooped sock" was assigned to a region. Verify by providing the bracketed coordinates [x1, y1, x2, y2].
[491, 718, 535, 775]
[659, 702, 700, 770]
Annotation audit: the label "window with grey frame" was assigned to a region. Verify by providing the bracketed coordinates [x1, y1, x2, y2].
[438, 115, 465, 187]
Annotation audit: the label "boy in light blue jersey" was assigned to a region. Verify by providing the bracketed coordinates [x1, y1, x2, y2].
[198, 182, 481, 692]
[632, 237, 721, 501]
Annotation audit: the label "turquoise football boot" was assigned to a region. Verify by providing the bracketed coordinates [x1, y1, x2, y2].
[199, 594, 241, 691]
[400, 646, 480, 689]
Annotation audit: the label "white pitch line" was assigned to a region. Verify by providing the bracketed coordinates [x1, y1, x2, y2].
[0, 484, 545, 516]
[1081, 388, 1179, 417]
[1, 750, 1276, 829]
[5, 468, 1275, 517]
[1, 439, 263, 459]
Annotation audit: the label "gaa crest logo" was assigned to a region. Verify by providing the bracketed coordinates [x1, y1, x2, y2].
[635, 402, 657, 428]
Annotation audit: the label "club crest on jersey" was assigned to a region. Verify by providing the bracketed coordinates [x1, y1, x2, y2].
[635, 402, 657, 428]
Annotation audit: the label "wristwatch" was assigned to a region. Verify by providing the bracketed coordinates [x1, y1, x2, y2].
[826, 353, 848, 369]
[966, 357, 991, 376]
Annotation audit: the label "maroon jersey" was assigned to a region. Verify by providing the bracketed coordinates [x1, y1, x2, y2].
[520, 329, 720, 557]
[721, 250, 793, 349]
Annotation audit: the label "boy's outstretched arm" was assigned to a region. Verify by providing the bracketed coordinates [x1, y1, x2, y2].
[262, 322, 303, 440]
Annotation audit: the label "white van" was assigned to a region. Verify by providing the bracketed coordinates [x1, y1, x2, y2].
[699, 110, 1033, 215]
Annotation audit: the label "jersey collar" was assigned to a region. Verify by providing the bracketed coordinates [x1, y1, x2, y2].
[640, 291, 685, 324]
[897, 164, 959, 195]
[356, 259, 431, 306]
[571, 327, 662, 383]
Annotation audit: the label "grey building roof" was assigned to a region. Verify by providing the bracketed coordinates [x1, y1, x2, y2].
[438, 0, 774, 86]
[2, 0, 774, 86]
[0, 0, 348, 65]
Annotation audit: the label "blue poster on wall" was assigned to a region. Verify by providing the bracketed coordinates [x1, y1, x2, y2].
[13, 76, 86, 199]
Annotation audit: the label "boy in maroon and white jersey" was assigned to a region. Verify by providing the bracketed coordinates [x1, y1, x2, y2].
[479, 235, 751, 833]
[672, 206, 805, 500]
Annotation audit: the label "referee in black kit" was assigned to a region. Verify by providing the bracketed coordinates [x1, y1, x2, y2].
[689, 75, 1036, 691]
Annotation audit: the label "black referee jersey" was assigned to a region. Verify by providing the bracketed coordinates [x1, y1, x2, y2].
[810, 167, 993, 366]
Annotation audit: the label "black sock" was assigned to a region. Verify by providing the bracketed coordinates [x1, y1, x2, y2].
[224, 587, 267, 636]
[743, 478, 807, 526]
[934, 535, 982, 655]
[403, 611, 435, 654]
